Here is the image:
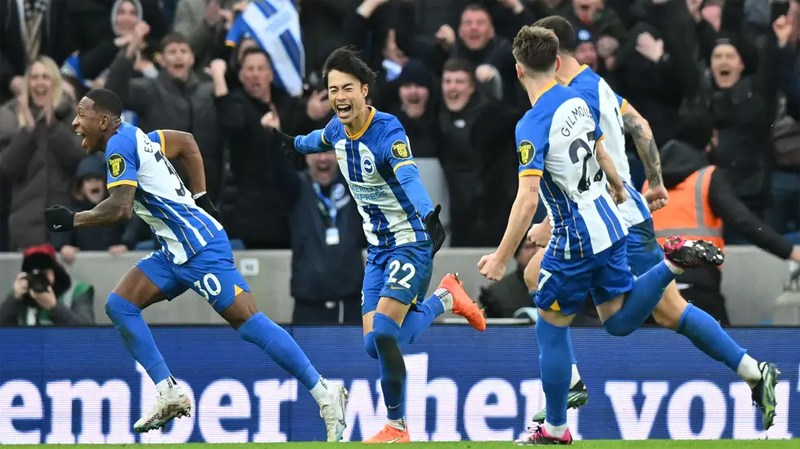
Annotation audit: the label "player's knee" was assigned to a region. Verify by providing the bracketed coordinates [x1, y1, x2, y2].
[602, 314, 635, 337]
[372, 313, 401, 349]
[238, 311, 270, 344]
[652, 306, 680, 330]
[105, 292, 137, 321]
[363, 332, 379, 359]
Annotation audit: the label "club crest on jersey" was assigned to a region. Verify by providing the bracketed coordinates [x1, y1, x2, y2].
[362, 156, 375, 175]
[518, 140, 534, 165]
[107, 154, 126, 178]
[391, 140, 411, 159]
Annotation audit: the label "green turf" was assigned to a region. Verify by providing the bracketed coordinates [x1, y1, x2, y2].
[0, 441, 794, 449]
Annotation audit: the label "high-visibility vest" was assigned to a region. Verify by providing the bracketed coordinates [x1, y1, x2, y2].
[644, 166, 725, 251]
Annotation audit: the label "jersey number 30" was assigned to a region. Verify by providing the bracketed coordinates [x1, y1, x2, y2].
[568, 131, 603, 193]
[154, 151, 187, 197]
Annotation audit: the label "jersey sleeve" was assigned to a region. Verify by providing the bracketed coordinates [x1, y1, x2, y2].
[516, 115, 547, 178]
[146, 130, 166, 155]
[320, 118, 337, 146]
[105, 136, 140, 188]
[379, 120, 416, 173]
[616, 93, 628, 114]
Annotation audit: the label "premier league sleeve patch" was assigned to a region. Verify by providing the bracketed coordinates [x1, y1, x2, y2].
[518, 140, 534, 166]
[391, 140, 411, 159]
[107, 154, 126, 178]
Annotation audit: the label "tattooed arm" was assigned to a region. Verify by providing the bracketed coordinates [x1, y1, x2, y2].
[622, 103, 663, 188]
[74, 185, 136, 227]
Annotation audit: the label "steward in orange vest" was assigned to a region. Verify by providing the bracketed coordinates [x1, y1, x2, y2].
[643, 138, 796, 323]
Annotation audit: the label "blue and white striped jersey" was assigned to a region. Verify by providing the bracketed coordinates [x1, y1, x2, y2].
[517, 81, 627, 259]
[566, 65, 651, 227]
[295, 107, 434, 258]
[105, 123, 223, 264]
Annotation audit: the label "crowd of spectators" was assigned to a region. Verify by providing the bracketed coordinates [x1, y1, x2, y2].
[0, 0, 798, 257]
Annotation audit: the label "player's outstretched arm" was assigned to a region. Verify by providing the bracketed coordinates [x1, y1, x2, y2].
[622, 103, 663, 188]
[73, 185, 136, 228]
[159, 130, 206, 196]
[271, 128, 332, 155]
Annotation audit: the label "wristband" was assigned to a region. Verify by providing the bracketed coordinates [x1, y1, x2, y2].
[192, 191, 207, 200]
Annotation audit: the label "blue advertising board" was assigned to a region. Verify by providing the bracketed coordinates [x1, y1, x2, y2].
[0, 326, 798, 443]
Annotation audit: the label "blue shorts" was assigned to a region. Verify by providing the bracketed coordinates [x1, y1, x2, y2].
[137, 230, 251, 313]
[536, 238, 634, 315]
[626, 219, 665, 277]
[361, 241, 434, 315]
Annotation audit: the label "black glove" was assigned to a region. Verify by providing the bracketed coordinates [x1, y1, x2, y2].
[270, 128, 305, 168]
[271, 128, 296, 151]
[44, 205, 75, 232]
[194, 192, 221, 222]
[425, 204, 446, 255]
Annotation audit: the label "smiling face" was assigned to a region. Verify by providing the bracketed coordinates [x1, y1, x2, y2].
[28, 61, 53, 107]
[72, 97, 112, 153]
[307, 151, 338, 186]
[327, 69, 368, 126]
[458, 8, 494, 51]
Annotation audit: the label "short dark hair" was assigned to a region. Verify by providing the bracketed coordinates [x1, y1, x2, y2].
[442, 57, 476, 85]
[161, 32, 191, 51]
[240, 47, 271, 66]
[533, 16, 576, 54]
[512, 26, 559, 74]
[462, 3, 490, 16]
[85, 89, 122, 117]
[323, 46, 376, 87]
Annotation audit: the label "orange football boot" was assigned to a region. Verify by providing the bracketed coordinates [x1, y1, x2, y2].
[438, 273, 486, 331]
[363, 423, 410, 443]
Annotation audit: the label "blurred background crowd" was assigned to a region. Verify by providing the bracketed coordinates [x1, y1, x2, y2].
[0, 0, 799, 325]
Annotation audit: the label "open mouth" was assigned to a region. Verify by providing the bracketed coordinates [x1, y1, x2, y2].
[90, 187, 102, 195]
[32, 87, 48, 96]
[407, 96, 421, 105]
[335, 104, 353, 117]
[173, 63, 186, 71]
[76, 131, 87, 149]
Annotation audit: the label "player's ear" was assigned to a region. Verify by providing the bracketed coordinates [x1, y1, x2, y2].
[361, 82, 369, 99]
[555, 55, 561, 73]
[99, 114, 109, 131]
[515, 63, 524, 80]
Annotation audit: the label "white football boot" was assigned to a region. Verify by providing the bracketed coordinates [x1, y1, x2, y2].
[318, 380, 349, 442]
[134, 377, 191, 433]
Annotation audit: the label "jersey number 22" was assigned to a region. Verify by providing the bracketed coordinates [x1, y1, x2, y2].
[568, 131, 603, 193]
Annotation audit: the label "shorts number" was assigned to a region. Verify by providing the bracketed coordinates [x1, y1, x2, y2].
[388, 260, 415, 288]
[568, 131, 602, 193]
[154, 151, 187, 197]
[194, 273, 222, 300]
[537, 269, 552, 292]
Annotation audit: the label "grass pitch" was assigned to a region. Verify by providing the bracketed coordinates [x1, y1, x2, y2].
[0, 441, 794, 449]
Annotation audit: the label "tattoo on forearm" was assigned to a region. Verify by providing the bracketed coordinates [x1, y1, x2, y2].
[623, 112, 663, 187]
[74, 185, 136, 227]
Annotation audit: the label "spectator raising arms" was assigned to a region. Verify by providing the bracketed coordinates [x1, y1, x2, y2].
[0, 57, 84, 251]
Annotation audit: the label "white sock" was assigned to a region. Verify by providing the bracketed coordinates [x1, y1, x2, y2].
[544, 421, 568, 438]
[387, 418, 406, 431]
[664, 260, 684, 275]
[156, 376, 178, 395]
[310, 378, 331, 404]
[737, 355, 761, 388]
[435, 288, 453, 312]
[569, 364, 581, 389]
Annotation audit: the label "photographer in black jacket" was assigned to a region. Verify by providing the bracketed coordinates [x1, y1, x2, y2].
[0, 244, 94, 327]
